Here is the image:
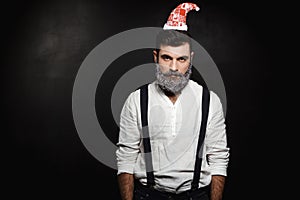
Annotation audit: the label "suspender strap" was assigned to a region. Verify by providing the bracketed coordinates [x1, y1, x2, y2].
[140, 84, 155, 187]
[191, 87, 210, 190]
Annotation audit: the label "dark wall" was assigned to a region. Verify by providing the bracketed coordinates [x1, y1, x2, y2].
[3, 0, 280, 199]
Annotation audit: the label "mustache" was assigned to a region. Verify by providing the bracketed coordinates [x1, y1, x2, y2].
[162, 70, 183, 77]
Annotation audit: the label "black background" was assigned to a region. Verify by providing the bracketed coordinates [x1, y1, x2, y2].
[3, 0, 282, 199]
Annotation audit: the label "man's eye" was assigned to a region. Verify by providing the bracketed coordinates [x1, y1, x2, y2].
[178, 58, 186, 62]
[162, 56, 171, 61]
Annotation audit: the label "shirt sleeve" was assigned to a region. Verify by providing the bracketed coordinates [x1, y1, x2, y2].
[205, 91, 230, 176]
[116, 91, 142, 175]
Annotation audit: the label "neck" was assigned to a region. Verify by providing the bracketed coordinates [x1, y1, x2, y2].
[167, 94, 179, 104]
[159, 85, 180, 104]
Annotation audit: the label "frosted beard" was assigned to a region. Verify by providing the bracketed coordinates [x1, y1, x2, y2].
[155, 64, 192, 94]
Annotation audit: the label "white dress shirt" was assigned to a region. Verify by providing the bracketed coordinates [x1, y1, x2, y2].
[116, 80, 229, 193]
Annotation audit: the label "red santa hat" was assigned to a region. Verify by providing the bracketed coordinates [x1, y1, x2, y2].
[163, 2, 200, 31]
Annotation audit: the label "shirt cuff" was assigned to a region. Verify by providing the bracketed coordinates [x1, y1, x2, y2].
[117, 164, 135, 175]
[210, 167, 227, 177]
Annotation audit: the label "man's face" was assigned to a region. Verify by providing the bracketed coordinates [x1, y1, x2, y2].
[153, 43, 193, 94]
[153, 43, 192, 74]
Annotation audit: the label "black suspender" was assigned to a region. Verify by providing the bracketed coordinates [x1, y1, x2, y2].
[139, 84, 210, 189]
[191, 86, 210, 190]
[139, 84, 155, 187]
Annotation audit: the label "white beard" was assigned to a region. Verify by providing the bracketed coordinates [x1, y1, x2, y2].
[155, 64, 192, 94]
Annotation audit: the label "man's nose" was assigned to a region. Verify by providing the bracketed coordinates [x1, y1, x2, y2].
[169, 60, 178, 71]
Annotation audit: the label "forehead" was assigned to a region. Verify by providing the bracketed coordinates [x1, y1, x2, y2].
[159, 43, 191, 57]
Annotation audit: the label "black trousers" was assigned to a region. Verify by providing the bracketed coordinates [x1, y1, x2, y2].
[134, 181, 210, 200]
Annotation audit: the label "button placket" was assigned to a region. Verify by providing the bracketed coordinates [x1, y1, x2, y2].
[171, 106, 176, 136]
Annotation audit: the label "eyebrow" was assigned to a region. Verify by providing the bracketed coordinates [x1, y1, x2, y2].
[160, 54, 189, 60]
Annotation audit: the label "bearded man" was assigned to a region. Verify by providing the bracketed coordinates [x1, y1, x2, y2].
[116, 29, 229, 200]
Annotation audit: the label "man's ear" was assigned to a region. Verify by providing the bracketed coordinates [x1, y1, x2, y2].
[190, 51, 194, 63]
[153, 50, 158, 63]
